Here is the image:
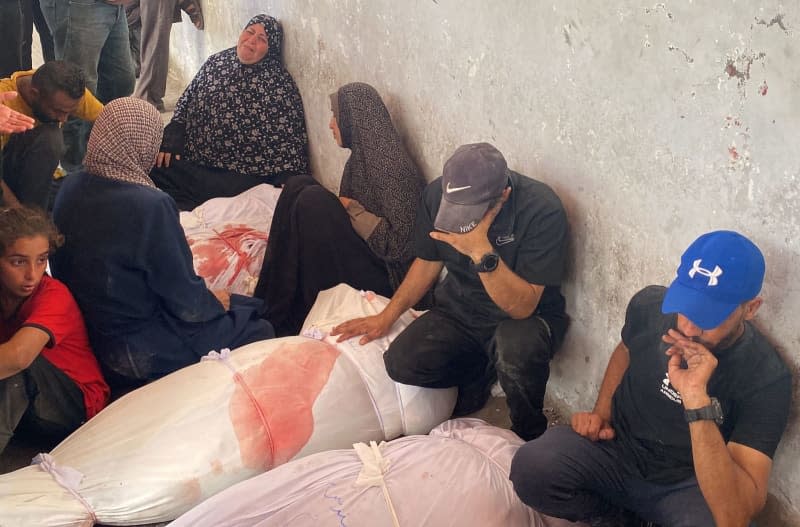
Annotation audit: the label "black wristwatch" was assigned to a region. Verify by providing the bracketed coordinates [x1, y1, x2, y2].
[684, 397, 724, 425]
[470, 251, 500, 273]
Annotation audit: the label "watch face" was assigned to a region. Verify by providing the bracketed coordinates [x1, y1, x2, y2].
[483, 253, 499, 271]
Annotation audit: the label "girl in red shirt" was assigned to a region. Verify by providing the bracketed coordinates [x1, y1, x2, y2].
[0, 206, 109, 455]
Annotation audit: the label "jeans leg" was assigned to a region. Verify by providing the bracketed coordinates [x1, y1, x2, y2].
[59, 1, 133, 172]
[510, 426, 629, 522]
[95, 3, 135, 102]
[2, 123, 63, 208]
[38, 0, 68, 60]
[493, 316, 558, 440]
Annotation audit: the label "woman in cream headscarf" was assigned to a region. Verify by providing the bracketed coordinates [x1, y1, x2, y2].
[51, 97, 273, 386]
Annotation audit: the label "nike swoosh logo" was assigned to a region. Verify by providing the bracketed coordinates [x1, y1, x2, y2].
[446, 182, 472, 193]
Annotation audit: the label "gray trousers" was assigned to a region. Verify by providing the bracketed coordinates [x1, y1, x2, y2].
[133, 0, 180, 109]
[0, 354, 85, 454]
[510, 426, 717, 526]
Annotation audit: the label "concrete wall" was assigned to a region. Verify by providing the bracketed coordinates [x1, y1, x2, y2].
[169, 1, 799, 520]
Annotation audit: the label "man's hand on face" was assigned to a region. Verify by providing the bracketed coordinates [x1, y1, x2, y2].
[428, 187, 511, 260]
[663, 329, 718, 406]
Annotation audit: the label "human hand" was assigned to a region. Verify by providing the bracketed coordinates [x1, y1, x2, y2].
[156, 151, 180, 168]
[339, 196, 353, 209]
[428, 187, 511, 261]
[663, 329, 718, 407]
[571, 411, 615, 441]
[0, 92, 35, 134]
[330, 313, 392, 345]
[212, 289, 230, 310]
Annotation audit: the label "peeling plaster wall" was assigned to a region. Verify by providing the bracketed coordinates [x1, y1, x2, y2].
[169, 1, 800, 518]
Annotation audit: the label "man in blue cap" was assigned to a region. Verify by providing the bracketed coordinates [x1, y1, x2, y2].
[509, 231, 791, 526]
[332, 142, 569, 441]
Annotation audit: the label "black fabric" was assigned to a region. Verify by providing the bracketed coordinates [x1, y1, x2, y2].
[164, 15, 308, 179]
[414, 170, 569, 331]
[150, 157, 273, 211]
[0, 354, 85, 454]
[384, 307, 563, 440]
[254, 175, 392, 337]
[1, 123, 63, 208]
[612, 285, 792, 484]
[334, 82, 425, 289]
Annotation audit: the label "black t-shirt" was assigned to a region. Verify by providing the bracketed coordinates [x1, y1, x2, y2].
[612, 286, 792, 484]
[413, 170, 568, 331]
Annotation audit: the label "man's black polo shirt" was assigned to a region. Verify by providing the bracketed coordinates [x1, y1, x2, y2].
[414, 170, 568, 332]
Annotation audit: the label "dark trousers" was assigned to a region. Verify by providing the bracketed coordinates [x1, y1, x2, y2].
[0, 0, 55, 77]
[1, 123, 63, 208]
[150, 158, 277, 211]
[510, 426, 716, 526]
[0, 354, 85, 454]
[255, 175, 393, 337]
[384, 308, 561, 440]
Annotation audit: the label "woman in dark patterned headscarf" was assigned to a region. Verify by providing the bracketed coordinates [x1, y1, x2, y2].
[52, 97, 274, 386]
[254, 82, 426, 336]
[150, 14, 309, 210]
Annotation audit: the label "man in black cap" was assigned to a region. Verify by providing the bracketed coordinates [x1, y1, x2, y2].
[332, 142, 569, 440]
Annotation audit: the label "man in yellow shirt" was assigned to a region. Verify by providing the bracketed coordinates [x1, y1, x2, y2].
[0, 61, 102, 209]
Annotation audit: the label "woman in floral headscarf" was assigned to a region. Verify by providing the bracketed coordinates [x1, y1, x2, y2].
[51, 97, 273, 387]
[151, 14, 309, 210]
[254, 82, 425, 336]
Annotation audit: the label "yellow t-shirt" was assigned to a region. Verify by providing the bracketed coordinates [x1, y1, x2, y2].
[0, 70, 104, 150]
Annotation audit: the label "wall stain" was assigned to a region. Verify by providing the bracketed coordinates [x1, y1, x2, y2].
[667, 43, 694, 63]
[754, 14, 789, 32]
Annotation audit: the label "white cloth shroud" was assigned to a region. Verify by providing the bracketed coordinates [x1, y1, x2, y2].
[0, 284, 456, 526]
[169, 418, 588, 527]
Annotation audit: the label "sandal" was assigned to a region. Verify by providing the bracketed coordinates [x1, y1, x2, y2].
[179, 0, 204, 30]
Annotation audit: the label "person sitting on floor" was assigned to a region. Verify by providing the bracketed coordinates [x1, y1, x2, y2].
[0, 206, 109, 454]
[50, 97, 274, 387]
[0, 61, 103, 208]
[151, 14, 309, 211]
[254, 82, 426, 336]
[332, 143, 570, 441]
[510, 231, 792, 527]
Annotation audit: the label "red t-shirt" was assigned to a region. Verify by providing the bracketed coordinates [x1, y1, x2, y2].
[0, 275, 109, 419]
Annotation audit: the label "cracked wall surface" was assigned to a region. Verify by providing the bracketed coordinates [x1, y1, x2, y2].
[168, 1, 800, 519]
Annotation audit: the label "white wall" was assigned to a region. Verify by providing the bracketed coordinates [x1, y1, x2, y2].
[169, 1, 800, 520]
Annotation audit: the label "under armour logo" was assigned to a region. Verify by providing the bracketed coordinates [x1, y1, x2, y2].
[688, 259, 723, 286]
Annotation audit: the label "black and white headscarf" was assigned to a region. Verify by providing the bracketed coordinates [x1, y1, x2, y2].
[335, 82, 425, 269]
[164, 14, 309, 180]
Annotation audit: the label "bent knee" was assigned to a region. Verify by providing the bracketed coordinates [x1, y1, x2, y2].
[510, 438, 561, 507]
[495, 318, 552, 366]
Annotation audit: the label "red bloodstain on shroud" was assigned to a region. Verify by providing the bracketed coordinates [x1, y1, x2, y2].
[191, 224, 268, 286]
[229, 340, 341, 470]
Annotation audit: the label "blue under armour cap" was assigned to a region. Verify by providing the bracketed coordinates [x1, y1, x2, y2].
[662, 230, 765, 330]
